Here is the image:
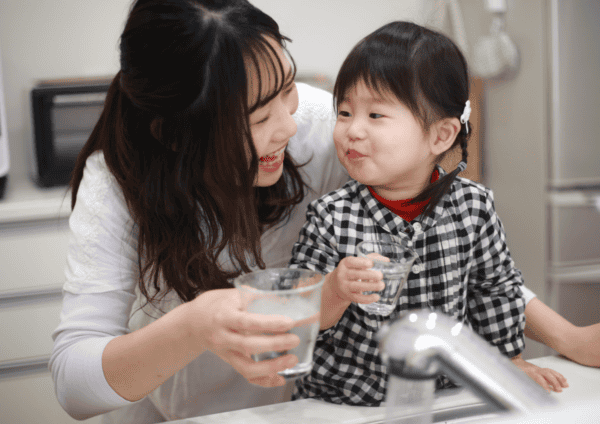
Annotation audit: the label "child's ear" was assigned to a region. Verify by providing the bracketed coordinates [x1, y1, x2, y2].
[430, 117, 461, 155]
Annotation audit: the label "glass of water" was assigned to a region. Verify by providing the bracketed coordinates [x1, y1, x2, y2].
[357, 239, 418, 315]
[233, 268, 325, 380]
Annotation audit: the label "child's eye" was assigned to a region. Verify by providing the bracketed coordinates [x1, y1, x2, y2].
[369, 113, 384, 119]
[338, 110, 351, 117]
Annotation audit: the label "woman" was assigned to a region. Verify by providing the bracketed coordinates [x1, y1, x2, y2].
[49, 0, 347, 421]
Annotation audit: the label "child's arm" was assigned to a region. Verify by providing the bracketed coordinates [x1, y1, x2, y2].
[525, 297, 600, 368]
[464, 188, 565, 391]
[320, 256, 384, 330]
[289, 197, 383, 330]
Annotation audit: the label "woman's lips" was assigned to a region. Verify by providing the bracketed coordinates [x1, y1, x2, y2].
[259, 146, 286, 172]
[260, 145, 286, 162]
[347, 149, 366, 159]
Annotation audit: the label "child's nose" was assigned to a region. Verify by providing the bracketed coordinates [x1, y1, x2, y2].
[347, 119, 366, 140]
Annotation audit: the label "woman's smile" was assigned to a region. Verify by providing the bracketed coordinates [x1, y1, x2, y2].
[259, 145, 286, 172]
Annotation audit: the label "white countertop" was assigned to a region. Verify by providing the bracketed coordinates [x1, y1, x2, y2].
[166, 356, 600, 424]
[0, 177, 70, 224]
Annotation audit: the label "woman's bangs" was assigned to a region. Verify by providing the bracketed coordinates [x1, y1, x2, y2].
[246, 37, 295, 114]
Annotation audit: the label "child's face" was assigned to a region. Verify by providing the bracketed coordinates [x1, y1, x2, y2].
[333, 80, 437, 200]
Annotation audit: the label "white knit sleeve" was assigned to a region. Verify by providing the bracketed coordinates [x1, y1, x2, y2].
[49, 152, 140, 419]
[49, 291, 138, 419]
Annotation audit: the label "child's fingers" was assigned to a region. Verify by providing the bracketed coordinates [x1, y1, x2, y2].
[364, 252, 390, 262]
[351, 292, 381, 304]
[349, 279, 385, 294]
[544, 369, 569, 392]
[349, 269, 384, 282]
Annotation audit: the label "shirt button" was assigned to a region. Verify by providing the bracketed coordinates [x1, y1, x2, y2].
[412, 264, 421, 274]
[413, 223, 422, 233]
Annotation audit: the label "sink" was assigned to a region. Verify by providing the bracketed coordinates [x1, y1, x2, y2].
[382, 386, 503, 424]
[168, 355, 600, 424]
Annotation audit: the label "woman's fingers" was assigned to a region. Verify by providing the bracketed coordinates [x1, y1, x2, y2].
[226, 350, 298, 386]
[223, 326, 300, 357]
[230, 310, 296, 334]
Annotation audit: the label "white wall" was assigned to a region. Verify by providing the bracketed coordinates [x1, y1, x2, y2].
[0, 0, 432, 182]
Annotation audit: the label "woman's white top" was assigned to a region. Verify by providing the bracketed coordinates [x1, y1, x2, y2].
[49, 83, 349, 422]
[521, 285, 536, 305]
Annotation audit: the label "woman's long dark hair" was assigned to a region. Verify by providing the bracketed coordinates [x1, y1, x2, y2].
[70, 0, 306, 304]
[333, 21, 471, 218]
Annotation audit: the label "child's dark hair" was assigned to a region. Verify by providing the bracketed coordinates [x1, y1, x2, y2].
[333, 21, 471, 218]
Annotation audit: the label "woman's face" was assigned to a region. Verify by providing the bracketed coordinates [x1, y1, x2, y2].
[247, 38, 299, 187]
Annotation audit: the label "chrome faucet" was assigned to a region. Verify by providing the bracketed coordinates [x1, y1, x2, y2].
[377, 309, 557, 413]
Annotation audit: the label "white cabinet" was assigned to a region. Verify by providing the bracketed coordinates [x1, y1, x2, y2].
[0, 180, 100, 424]
[0, 371, 101, 424]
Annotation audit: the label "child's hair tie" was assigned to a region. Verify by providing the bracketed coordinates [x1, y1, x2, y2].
[456, 160, 467, 172]
[460, 100, 471, 134]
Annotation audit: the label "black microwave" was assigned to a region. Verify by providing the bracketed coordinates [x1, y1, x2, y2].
[30, 77, 111, 187]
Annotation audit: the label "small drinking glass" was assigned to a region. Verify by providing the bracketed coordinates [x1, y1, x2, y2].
[357, 239, 418, 315]
[234, 268, 325, 380]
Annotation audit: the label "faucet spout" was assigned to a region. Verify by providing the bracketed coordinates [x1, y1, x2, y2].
[377, 310, 557, 413]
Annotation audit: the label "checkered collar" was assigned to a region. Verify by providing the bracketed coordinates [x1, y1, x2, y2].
[354, 165, 452, 236]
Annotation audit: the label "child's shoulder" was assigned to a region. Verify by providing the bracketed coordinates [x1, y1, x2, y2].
[448, 175, 496, 213]
[311, 179, 363, 208]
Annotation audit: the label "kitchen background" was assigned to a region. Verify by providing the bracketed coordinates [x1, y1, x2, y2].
[0, 1, 598, 423]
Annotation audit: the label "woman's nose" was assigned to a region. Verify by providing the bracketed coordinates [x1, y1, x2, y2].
[274, 102, 297, 141]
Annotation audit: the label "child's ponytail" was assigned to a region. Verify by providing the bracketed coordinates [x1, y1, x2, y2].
[414, 100, 472, 219]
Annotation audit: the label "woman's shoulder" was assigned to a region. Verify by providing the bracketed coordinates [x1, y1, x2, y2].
[74, 151, 131, 223]
[295, 82, 334, 123]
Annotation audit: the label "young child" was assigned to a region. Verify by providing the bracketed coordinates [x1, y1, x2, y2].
[289, 21, 540, 406]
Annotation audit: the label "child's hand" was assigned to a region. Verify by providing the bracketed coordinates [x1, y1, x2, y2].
[327, 256, 385, 305]
[511, 354, 569, 393]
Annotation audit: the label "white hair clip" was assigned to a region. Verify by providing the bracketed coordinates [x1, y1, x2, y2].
[460, 100, 471, 134]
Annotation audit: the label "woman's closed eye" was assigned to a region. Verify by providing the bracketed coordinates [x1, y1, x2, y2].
[252, 115, 269, 125]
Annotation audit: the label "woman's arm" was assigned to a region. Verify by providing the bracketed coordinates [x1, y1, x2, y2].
[102, 288, 299, 402]
[51, 154, 300, 418]
[525, 297, 600, 367]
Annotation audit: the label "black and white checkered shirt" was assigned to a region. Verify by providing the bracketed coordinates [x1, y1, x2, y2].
[289, 168, 526, 406]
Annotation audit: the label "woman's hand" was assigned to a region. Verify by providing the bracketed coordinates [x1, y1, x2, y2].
[327, 256, 385, 304]
[511, 354, 569, 393]
[187, 288, 300, 387]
